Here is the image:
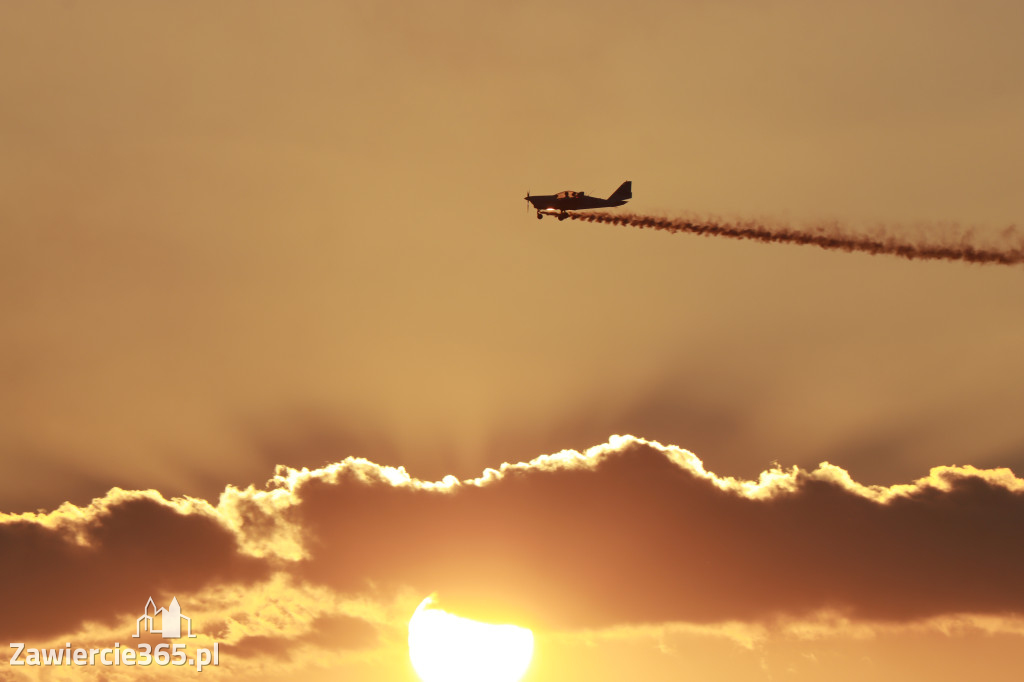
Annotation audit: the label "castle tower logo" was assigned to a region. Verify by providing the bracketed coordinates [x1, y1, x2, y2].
[132, 597, 197, 639]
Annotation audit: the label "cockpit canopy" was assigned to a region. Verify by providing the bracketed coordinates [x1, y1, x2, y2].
[556, 190, 584, 199]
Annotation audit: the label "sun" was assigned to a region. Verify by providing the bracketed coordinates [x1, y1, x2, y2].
[408, 596, 534, 682]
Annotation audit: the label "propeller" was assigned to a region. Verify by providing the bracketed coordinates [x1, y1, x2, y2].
[524, 190, 530, 213]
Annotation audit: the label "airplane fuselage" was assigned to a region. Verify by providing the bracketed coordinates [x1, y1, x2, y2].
[527, 195, 627, 211]
[525, 181, 631, 220]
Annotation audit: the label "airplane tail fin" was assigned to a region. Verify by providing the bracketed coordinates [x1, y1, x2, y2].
[607, 181, 632, 202]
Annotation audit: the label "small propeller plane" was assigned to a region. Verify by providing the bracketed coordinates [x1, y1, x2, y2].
[524, 181, 632, 220]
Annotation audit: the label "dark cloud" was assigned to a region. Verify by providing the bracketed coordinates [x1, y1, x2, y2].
[285, 439, 1024, 629]
[0, 494, 269, 641]
[3, 437, 1022, 643]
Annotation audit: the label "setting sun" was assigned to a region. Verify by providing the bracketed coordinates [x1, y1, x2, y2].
[408, 597, 534, 682]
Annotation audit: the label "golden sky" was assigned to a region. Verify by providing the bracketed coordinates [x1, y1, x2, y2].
[1, 1, 1023, 680]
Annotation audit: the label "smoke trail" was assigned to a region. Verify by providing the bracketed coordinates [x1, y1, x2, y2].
[568, 212, 1024, 265]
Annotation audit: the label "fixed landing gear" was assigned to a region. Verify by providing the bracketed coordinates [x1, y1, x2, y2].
[557, 213, 568, 221]
[537, 212, 543, 220]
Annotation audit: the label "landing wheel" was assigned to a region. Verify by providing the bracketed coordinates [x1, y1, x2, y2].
[536, 213, 543, 220]
[557, 214, 568, 221]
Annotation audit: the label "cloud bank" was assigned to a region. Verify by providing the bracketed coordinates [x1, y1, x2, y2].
[2, 435, 1022, 646]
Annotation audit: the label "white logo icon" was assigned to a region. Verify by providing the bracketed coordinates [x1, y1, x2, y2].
[133, 597, 197, 639]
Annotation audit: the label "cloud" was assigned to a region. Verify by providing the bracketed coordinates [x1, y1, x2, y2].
[0, 490, 268, 641]
[3, 435, 1023, 647]
[277, 436, 1024, 629]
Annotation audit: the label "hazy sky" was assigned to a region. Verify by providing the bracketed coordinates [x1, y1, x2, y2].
[1, 1, 1023, 680]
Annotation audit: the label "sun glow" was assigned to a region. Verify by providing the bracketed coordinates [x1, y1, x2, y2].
[408, 597, 534, 682]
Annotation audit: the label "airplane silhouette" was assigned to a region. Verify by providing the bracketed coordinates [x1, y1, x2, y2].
[524, 181, 632, 220]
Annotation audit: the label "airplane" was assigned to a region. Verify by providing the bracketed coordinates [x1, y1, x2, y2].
[524, 181, 632, 220]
